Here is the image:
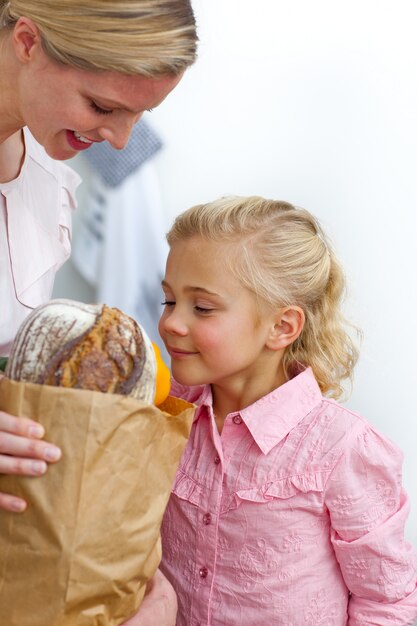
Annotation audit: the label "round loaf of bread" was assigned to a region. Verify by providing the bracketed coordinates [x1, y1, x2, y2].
[5, 299, 157, 403]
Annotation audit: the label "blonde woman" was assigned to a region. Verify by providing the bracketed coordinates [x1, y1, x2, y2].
[0, 0, 196, 500]
[0, 2, 196, 623]
[0, 0, 196, 355]
[157, 196, 417, 625]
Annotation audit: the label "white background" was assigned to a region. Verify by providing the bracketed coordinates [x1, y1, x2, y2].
[55, 0, 417, 547]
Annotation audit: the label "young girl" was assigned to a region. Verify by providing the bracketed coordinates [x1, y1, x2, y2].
[157, 196, 417, 625]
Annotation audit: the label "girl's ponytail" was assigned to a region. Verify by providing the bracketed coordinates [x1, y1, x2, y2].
[0, 1, 12, 28]
[283, 243, 360, 399]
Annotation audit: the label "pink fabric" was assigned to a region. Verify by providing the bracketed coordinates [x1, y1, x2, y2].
[0, 127, 81, 355]
[161, 368, 417, 626]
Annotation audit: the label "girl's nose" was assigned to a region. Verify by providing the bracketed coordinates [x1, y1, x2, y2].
[99, 113, 143, 150]
[159, 309, 188, 337]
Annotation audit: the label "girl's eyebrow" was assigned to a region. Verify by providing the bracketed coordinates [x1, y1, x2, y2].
[161, 280, 220, 297]
[186, 286, 220, 297]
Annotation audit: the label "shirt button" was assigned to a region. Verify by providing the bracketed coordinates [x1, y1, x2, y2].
[199, 566, 208, 578]
[214, 455, 220, 464]
[233, 414, 242, 424]
[203, 513, 212, 525]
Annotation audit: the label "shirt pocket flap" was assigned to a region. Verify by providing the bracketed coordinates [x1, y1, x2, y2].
[171, 469, 205, 508]
[228, 471, 328, 512]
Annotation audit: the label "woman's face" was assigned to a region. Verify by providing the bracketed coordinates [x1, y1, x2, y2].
[16, 37, 182, 159]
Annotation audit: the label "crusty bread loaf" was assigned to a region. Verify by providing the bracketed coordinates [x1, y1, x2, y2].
[5, 299, 157, 403]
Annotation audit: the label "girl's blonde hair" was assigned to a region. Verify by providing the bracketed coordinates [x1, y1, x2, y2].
[0, 0, 197, 76]
[167, 196, 360, 399]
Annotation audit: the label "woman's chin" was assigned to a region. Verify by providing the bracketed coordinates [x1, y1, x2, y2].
[44, 145, 78, 161]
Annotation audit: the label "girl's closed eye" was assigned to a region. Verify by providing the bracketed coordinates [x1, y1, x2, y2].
[194, 304, 215, 314]
[161, 299, 175, 307]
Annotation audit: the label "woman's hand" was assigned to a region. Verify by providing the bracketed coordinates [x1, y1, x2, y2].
[121, 569, 178, 626]
[0, 410, 61, 513]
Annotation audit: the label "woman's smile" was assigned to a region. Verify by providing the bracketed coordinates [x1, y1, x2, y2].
[65, 129, 96, 151]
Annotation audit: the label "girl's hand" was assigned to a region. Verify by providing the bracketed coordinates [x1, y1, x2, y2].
[0, 410, 61, 513]
[121, 569, 178, 626]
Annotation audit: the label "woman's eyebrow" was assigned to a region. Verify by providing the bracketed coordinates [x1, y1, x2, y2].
[91, 93, 167, 113]
[91, 96, 138, 113]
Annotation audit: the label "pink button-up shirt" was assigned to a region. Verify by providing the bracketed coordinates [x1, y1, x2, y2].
[0, 128, 81, 356]
[161, 368, 417, 625]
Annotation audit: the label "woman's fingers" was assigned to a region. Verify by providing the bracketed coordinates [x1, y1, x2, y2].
[0, 410, 45, 438]
[0, 412, 62, 513]
[0, 411, 61, 465]
[0, 430, 61, 465]
[0, 492, 27, 513]
[0, 444, 47, 476]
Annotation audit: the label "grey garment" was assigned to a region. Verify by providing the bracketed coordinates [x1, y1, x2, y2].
[83, 119, 163, 187]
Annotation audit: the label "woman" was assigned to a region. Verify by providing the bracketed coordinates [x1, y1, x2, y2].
[0, 0, 196, 356]
[0, 1, 197, 623]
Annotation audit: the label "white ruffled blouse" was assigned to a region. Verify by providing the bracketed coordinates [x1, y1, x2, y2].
[0, 128, 81, 356]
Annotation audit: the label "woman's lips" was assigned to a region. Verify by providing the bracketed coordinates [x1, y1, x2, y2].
[66, 129, 95, 151]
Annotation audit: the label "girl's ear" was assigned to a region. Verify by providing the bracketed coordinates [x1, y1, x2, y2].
[12, 17, 42, 63]
[266, 306, 305, 351]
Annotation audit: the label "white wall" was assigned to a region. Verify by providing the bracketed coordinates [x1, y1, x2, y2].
[55, 0, 417, 545]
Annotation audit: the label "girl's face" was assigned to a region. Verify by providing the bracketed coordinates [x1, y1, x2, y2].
[159, 236, 282, 394]
[16, 34, 182, 159]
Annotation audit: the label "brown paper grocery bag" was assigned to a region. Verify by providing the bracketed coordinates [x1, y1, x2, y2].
[0, 378, 194, 626]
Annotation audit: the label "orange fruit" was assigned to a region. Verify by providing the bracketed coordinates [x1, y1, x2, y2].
[152, 342, 171, 406]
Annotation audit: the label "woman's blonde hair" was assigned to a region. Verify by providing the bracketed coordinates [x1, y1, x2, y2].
[167, 196, 360, 399]
[0, 0, 197, 75]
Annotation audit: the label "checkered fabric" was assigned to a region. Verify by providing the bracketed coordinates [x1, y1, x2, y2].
[83, 119, 163, 187]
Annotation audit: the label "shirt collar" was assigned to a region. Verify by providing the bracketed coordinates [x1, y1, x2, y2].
[195, 368, 323, 454]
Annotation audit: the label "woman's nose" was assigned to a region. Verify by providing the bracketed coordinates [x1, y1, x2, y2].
[99, 112, 143, 150]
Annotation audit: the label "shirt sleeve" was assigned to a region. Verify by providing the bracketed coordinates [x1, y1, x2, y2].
[324, 422, 417, 625]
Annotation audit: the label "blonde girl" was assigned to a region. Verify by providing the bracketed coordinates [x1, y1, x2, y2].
[157, 196, 417, 625]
